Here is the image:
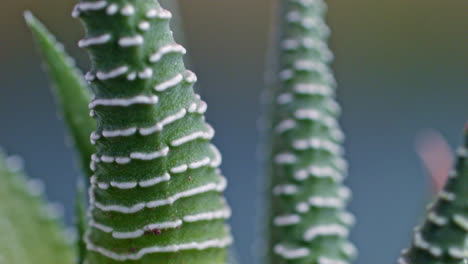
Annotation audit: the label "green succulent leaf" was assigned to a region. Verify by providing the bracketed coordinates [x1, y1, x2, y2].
[75, 178, 88, 264]
[399, 127, 468, 264]
[24, 11, 96, 177]
[73, 0, 232, 263]
[263, 0, 356, 263]
[0, 151, 75, 264]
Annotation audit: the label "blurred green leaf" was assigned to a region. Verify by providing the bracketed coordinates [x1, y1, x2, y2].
[0, 151, 75, 264]
[24, 11, 95, 178]
[75, 178, 87, 264]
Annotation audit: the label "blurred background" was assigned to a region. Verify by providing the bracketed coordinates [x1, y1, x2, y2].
[1, 0, 467, 263]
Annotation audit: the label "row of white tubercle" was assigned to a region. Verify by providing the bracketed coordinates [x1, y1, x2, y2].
[92, 144, 221, 190]
[280, 62, 336, 87]
[85, 231, 233, 261]
[73, 1, 154, 18]
[89, 96, 207, 143]
[273, 109, 340, 134]
[277, 94, 341, 120]
[90, 141, 221, 173]
[90, 122, 213, 161]
[274, 108, 344, 142]
[90, 136, 222, 169]
[89, 94, 159, 109]
[271, 164, 348, 199]
[96, 172, 171, 190]
[412, 229, 443, 257]
[274, 142, 343, 163]
[89, 205, 231, 239]
[278, 83, 334, 98]
[272, 164, 345, 186]
[89, 202, 231, 239]
[86, 65, 194, 91]
[89, 174, 227, 213]
[294, 164, 344, 182]
[90, 146, 170, 169]
[73, 1, 171, 20]
[276, 223, 352, 260]
[281, 37, 334, 62]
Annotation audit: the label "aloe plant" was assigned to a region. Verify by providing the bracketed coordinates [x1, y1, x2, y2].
[398, 128, 468, 264]
[263, 0, 356, 263]
[0, 151, 74, 264]
[72, 0, 231, 263]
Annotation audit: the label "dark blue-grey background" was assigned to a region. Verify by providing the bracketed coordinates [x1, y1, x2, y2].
[1, 0, 467, 263]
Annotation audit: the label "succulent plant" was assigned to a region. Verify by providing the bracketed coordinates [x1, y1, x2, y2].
[399, 127, 467, 264]
[75, 0, 232, 262]
[262, 0, 356, 263]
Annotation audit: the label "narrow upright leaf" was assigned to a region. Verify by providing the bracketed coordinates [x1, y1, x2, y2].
[399, 126, 468, 264]
[75, 178, 88, 264]
[24, 12, 96, 177]
[73, 0, 232, 263]
[263, 0, 356, 263]
[0, 151, 75, 264]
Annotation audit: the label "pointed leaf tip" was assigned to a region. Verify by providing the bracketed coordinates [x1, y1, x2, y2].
[25, 13, 95, 178]
[23, 10, 34, 24]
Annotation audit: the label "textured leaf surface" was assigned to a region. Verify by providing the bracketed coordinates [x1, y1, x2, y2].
[399, 128, 468, 264]
[25, 12, 96, 177]
[73, 0, 232, 263]
[264, 0, 356, 263]
[0, 151, 75, 264]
